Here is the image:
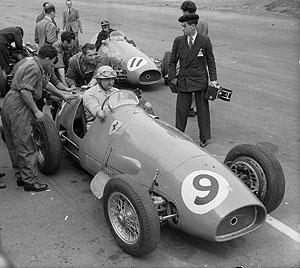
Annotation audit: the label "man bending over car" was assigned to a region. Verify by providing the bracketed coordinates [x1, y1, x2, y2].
[83, 65, 119, 129]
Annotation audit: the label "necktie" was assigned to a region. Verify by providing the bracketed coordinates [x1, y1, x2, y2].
[188, 36, 193, 50]
[68, 9, 71, 15]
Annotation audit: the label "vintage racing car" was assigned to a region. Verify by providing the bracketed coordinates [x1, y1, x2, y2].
[33, 90, 285, 257]
[91, 30, 162, 85]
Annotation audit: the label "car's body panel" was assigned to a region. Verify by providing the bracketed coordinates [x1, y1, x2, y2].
[91, 31, 162, 85]
[56, 90, 267, 242]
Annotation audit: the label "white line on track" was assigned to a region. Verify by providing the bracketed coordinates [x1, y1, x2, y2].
[266, 215, 300, 244]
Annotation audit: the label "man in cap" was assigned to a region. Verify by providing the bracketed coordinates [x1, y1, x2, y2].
[83, 65, 119, 129]
[35, 3, 58, 49]
[95, 20, 115, 52]
[168, 13, 219, 148]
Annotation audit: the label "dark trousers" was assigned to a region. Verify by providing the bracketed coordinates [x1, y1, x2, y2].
[176, 90, 211, 141]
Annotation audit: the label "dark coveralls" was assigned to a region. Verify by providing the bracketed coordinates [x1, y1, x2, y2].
[1, 57, 48, 184]
[95, 28, 114, 52]
[0, 27, 23, 72]
[168, 33, 217, 142]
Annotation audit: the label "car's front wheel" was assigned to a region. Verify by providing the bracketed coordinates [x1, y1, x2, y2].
[103, 175, 160, 257]
[224, 144, 285, 213]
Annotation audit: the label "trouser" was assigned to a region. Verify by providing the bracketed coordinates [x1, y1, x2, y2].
[0, 43, 9, 72]
[176, 89, 211, 141]
[1, 90, 38, 183]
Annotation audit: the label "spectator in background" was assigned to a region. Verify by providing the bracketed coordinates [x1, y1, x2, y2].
[62, 0, 83, 46]
[35, 3, 58, 49]
[53, 31, 81, 86]
[181, 0, 208, 36]
[95, 20, 115, 52]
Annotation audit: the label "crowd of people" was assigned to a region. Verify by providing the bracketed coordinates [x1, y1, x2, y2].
[0, 0, 218, 195]
[0, 0, 121, 191]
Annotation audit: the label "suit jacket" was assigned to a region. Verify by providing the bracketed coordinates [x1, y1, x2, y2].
[62, 7, 82, 33]
[35, 17, 58, 49]
[0, 27, 23, 48]
[168, 33, 217, 92]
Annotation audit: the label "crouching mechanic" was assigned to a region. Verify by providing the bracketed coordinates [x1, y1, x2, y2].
[83, 65, 118, 130]
[1, 45, 75, 192]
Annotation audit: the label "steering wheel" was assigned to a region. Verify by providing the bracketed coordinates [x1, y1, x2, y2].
[101, 90, 120, 110]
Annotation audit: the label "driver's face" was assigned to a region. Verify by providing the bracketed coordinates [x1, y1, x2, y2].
[99, 78, 114, 91]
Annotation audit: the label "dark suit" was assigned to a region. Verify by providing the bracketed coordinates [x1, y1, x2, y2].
[168, 33, 217, 141]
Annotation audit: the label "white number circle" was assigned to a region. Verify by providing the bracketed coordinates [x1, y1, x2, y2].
[181, 170, 230, 214]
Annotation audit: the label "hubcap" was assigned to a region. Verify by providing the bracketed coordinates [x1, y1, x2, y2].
[229, 156, 267, 200]
[108, 192, 140, 244]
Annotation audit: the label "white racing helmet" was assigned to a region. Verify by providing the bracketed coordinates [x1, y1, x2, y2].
[94, 66, 117, 79]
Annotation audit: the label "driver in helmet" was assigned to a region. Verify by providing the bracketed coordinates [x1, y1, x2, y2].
[83, 65, 119, 129]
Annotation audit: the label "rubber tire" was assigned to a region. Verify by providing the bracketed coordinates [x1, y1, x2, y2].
[161, 51, 171, 77]
[103, 175, 160, 257]
[33, 114, 62, 175]
[224, 144, 285, 213]
[0, 67, 8, 98]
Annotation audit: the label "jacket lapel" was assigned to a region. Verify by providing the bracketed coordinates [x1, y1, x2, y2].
[185, 35, 202, 67]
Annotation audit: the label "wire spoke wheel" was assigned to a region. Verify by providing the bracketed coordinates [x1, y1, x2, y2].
[225, 144, 285, 213]
[108, 192, 140, 244]
[229, 156, 267, 200]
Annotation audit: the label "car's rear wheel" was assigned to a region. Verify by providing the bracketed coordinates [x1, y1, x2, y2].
[0, 67, 8, 98]
[33, 114, 62, 175]
[161, 51, 171, 78]
[224, 144, 285, 213]
[103, 175, 160, 257]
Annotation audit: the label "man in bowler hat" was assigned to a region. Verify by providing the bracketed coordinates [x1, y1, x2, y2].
[168, 13, 219, 148]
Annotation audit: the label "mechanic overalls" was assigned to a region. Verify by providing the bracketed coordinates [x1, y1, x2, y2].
[1, 57, 48, 183]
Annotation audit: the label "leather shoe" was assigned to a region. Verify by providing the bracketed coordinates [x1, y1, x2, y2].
[0, 182, 6, 189]
[0, 172, 5, 178]
[200, 140, 208, 148]
[23, 182, 48, 192]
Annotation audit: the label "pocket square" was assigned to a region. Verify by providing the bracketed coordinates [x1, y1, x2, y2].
[197, 49, 204, 57]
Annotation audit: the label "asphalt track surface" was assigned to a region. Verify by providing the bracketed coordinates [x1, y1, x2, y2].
[0, 1, 299, 267]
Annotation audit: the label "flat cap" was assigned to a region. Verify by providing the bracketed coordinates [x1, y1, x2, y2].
[178, 13, 199, 23]
[101, 20, 110, 26]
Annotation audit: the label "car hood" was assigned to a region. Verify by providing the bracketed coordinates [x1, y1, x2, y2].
[107, 108, 209, 178]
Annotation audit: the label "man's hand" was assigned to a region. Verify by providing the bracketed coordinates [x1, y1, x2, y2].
[62, 94, 79, 104]
[80, 29, 83, 34]
[209, 81, 220, 88]
[96, 110, 106, 121]
[34, 110, 44, 120]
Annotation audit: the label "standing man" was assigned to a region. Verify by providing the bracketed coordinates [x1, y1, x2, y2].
[95, 20, 115, 52]
[168, 13, 219, 148]
[35, 3, 58, 49]
[0, 27, 24, 88]
[180, 1, 208, 36]
[1, 46, 58, 191]
[54, 31, 80, 86]
[83, 65, 118, 129]
[62, 0, 83, 46]
[36, 2, 59, 35]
